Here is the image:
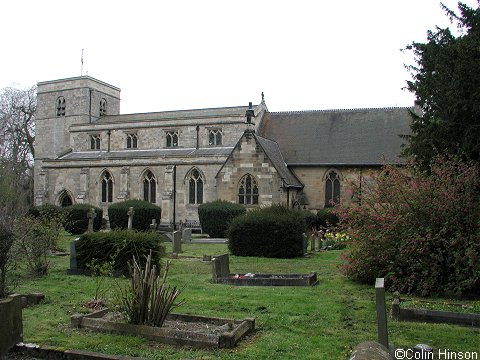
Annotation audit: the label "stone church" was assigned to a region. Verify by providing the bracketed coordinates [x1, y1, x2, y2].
[34, 76, 411, 228]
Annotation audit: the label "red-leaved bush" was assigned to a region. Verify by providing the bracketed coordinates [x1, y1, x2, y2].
[337, 157, 480, 296]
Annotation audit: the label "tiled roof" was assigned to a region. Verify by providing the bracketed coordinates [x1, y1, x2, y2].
[259, 107, 412, 165]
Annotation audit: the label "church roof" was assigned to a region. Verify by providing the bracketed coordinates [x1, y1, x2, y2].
[57, 147, 233, 160]
[259, 107, 412, 166]
[96, 105, 255, 123]
[254, 134, 303, 188]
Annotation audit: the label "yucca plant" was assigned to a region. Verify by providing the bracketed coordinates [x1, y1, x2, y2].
[117, 252, 184, 327]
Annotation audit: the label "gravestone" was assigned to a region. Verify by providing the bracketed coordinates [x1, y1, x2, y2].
[212, 254, 230, 280]
[302, 234, 307, 255]
[87, 208, 96, 233]
[375, 278, 389, 349]
[172, 231, 182, 253]
[150, 219, 158, 232]
[182, 228, 192, 242]
[127, 207, 135, 230]
[69, 239, 78, 270]
[105, 214, 111, 231]
[310, 234, 315, 251]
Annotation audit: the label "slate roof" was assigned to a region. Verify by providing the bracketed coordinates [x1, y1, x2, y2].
[254, 134, 303, 188]
[57, 147, 233, 160]
[259, 107, 412, 166]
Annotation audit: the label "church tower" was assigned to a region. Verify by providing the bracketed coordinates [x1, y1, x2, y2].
[34, 76, 120, 204]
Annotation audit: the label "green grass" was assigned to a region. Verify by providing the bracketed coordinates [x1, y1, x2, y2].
[11, 234, 480, 359]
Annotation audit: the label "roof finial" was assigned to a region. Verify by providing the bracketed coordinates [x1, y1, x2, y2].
[261, 91, 265, 102]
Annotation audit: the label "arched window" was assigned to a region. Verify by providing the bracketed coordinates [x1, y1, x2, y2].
[59, 191, 73, 207]
[126, 133, 138, 149]
[56, 96, 66, 117]
[101, 171, 113, 203]
[188, 169, 203, 204]
[238, 174, 258, 205]
[143, 170, 156, 203]
[99, 98, 107, 117]
[325, 170, 340, 207]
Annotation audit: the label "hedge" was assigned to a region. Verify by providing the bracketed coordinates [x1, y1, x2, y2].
[64, 204, 103, 235]
[228, 205, 305, 258]
[108, 199, 161, 231]
[75, 230, 166, 275]
[28, 204, 65, 222]
[198, 200, 246, 238]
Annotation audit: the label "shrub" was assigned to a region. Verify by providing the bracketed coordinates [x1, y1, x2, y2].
[338, 157, 480, 296]
[198, 200, 246, 238]
[28, 204, 65, 222]
[116, 252, 184, 327]
[316, 208, 339, 228]
[12, 216, 62, 275]
[302, 211, 319, 231]
[228, 205, 305, 258]
[76, 230, 166, 275]
[108, 199, 161, 231]
[64, 204, 103, 235]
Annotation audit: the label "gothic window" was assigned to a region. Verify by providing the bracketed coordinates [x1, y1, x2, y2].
[143, 170, 156, 203]
[99, 98, 107, 117]
[56, 96, 66, 117]
[90, 134, 101, 150]
[188, 169, 203, 204]
[208, 129, 222, 146]
[325, 170, 340, 207]
[101, 171, 113, 203]
[238, 174, 258, 205]
[166, 130, 179, 147]
[126, 133, 138, 149]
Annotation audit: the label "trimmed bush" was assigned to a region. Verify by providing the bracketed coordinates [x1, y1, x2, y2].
[64, 204, 103, 235]
[228, 205, 305, 258]
[302, 211, 318, 231]
[198, 200, 246, 238]
[108, 200, 161, 231]
[76, 230, 166, 275]
[317, 208, 339, 228]
[28, 204, 65, 222]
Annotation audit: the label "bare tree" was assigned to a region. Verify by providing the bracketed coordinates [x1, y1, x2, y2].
[0, 84, 36, 297]
[0, 85, 36, 170]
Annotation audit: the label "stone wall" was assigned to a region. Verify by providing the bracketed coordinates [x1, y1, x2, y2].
[290, 166, 379, 210]
[216, 131, 284, 207]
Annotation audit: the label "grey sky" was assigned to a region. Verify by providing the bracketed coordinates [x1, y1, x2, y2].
[1, 0, 477, 113]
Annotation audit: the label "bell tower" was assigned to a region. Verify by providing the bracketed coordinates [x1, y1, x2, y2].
[34, 76, 121, 204]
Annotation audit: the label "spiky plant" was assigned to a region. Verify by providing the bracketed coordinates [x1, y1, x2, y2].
[117, 252, 184, 327]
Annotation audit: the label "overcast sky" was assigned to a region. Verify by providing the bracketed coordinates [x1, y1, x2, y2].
[1, 0, 477, 114]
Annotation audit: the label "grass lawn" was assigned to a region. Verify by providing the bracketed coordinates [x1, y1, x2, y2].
[11, 234, 480, 359]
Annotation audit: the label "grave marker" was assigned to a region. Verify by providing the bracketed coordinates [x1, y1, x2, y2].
[127, 207, 135, 230]
[182, 228, 192, 242]
[172, 231, 182, 253]
[375, 278, 389, 349]
[87, 208, 96, 233]
[212, 254, 230, 280]
[150, 219, 157, 232]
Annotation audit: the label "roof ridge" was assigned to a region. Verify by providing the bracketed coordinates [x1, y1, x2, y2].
[269, 106, 412, 114]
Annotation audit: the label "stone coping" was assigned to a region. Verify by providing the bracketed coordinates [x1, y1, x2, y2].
[214, 272, 318, 286]
[392, 297, 480, 327]
[11, 343, 146, 359]
[71, 309, 255, 349]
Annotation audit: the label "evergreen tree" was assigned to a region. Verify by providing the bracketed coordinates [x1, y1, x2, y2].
[403, 2, 480, 167]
